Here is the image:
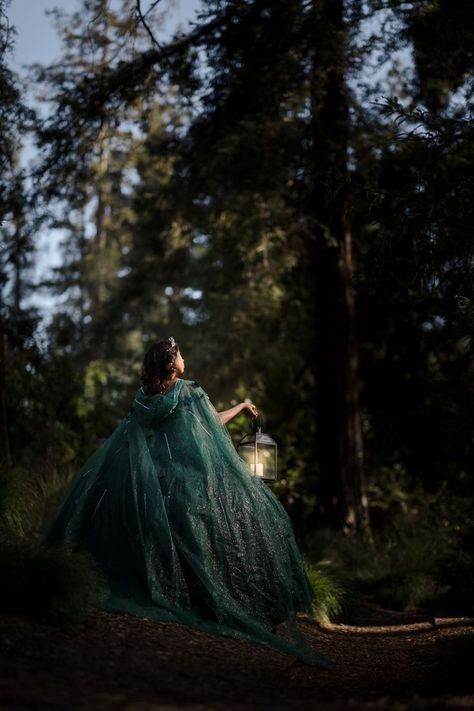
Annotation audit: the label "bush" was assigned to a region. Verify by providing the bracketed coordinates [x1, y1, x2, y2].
[0, 541, 109, 626]
[302, 487, 474, 616]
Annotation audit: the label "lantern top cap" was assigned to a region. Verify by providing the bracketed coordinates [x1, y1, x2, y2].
[238, 430, 277, 447]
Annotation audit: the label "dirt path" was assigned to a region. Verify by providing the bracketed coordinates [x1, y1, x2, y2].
[0, 600, 473, 710]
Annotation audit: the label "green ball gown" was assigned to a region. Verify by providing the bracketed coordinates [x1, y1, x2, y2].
[43, 378, 329, 667]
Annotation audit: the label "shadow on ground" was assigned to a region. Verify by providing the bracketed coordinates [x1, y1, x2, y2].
[0, 600, 473, 710]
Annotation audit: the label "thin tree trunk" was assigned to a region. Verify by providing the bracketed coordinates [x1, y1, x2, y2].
[94, 119, 109, 313]
[0, 312, 12, 466]
[12, 210, 24, 312]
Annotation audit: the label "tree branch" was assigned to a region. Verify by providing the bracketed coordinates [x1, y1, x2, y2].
[135, 0, 163, 51]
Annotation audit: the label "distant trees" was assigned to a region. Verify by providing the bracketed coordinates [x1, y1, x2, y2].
[32, 0, 160, 360]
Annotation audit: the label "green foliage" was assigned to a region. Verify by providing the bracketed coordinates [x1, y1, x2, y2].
[0, 542, 108, 626]
[303, 557, 348, 624]
[72, 358, 129, 451]
[74, 360, 116, 418]
[304, 487, 474, 616]
[372, 571, 444, 611]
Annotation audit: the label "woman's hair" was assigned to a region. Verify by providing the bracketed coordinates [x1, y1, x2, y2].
[141, 337, 179, 395]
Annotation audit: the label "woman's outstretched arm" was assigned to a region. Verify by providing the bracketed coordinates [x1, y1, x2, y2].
[218, 401, 258, 425]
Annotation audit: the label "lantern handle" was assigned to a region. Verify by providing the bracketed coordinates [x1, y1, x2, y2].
[251, 414, 262, 432]
[236, 414, 262, 445]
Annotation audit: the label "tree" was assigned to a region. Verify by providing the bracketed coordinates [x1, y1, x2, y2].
[0, 0, 38, 467]
[304, 0, 368, 531]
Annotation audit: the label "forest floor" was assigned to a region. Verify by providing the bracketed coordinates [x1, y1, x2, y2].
[0, 599, 473, 710]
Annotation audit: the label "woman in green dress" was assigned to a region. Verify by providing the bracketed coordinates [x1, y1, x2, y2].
[43, 337, 329, 667]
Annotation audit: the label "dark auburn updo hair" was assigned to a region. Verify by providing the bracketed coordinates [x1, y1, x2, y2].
[141, 337, 180, 395]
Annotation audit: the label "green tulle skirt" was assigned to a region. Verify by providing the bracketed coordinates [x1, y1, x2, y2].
[42, 378, 329, 668]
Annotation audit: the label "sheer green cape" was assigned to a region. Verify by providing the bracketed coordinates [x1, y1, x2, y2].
[43, 378, 329, 667]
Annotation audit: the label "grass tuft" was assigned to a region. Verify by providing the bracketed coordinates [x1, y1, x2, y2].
[304, 557, 348, 624]
[0, 465, 75, 539]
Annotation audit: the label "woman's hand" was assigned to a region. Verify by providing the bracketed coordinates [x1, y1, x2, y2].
[217, 401, 258, 425]
[240, 401, 258, 419]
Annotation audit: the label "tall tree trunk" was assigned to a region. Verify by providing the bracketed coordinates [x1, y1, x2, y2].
[12, 209, 24, 312]
[309, 0, 369, 533]
[93, 0, 110, 313]
[90, 0, 110, 359]
[94, 119, 109, 312]
[0, 312, 12, 466]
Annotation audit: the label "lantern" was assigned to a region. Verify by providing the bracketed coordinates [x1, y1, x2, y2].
[237, 417, 278, 482]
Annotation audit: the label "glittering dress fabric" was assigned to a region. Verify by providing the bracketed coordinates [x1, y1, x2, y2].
[43, 378, 329, 667]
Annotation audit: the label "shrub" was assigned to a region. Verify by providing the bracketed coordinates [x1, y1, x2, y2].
[302, 487, 474, 616]
[0, 541, 109, 626]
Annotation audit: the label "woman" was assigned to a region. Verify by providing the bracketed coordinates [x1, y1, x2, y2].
[43, 337, 329, 667]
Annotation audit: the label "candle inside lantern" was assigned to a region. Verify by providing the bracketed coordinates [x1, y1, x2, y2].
[255, 462, 264, 477]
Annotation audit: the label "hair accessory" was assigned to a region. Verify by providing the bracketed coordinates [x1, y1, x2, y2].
[168, 336, 176, 347]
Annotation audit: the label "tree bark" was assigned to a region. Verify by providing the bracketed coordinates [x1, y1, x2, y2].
[90, 1, 110, 360]
[93, 1, 110, 314]
[309, 0, 369, 534]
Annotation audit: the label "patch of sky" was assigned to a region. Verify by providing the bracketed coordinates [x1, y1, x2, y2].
[182, 287, 202, 299]
[421, 315, 446, 331]
[348, 2, 414, 118]
[427, 274, 440, 290]
[164, 286, 202, 299]
[180, 304, 206, 326]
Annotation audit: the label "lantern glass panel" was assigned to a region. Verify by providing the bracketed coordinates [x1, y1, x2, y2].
[237, 441, 277, 480]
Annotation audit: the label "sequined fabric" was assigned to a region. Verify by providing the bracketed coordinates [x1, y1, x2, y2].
[43, 379, 329, 667]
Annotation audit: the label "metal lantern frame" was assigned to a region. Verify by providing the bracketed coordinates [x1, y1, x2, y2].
[237, 416, 278, 483]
